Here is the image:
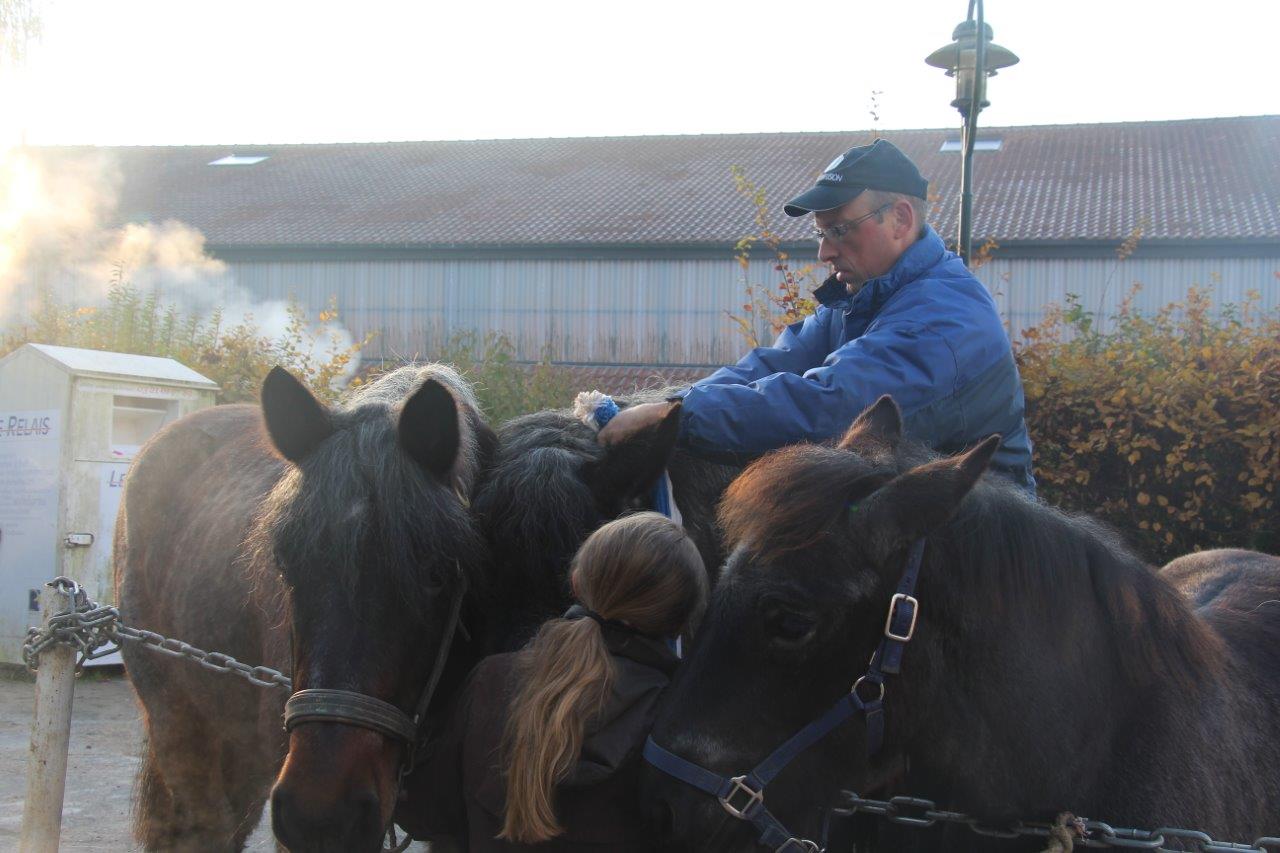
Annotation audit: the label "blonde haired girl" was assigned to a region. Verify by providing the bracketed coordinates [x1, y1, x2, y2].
[406, 511, 707, 851]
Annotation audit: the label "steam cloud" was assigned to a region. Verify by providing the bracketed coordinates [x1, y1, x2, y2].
[0, 146, 359, 383]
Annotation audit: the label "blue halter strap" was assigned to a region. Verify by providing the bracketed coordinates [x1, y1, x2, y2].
[643, 538, 928, 853]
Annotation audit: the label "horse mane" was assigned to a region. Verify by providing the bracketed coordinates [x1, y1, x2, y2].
[246, 364, 488, 615]
[472, 385, 703, 572]
[474, 409, 603, 596]
[720, 441, 1226, 693]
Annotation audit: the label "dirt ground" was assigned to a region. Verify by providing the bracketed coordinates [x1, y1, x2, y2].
[0, 667, 428, 852]
[0, 667, 272, 851]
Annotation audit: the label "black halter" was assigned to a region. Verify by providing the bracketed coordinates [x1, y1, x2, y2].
[644, 539, 927, 853]
[283, 572, 468, 772]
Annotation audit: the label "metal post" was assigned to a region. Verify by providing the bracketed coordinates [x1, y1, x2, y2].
[19, 584, 78, 853]
[958, 0, 987, 265]
[959, 111, 974, 264]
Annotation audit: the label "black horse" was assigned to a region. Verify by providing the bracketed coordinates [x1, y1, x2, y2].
[468, 396, 738, 651]
[643, 396, 1280, 851]
[116, 365, 490, 852]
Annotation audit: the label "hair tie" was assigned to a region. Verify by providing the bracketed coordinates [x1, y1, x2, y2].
[563, 604, 651, 639]
[572, 391, 620, 431]
[563, 603, 606, 626]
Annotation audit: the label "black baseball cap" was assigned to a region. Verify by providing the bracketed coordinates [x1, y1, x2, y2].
[783, 139, 929, 217]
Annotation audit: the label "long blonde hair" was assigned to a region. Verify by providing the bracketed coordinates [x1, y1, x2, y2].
[499, 512, 707, 842]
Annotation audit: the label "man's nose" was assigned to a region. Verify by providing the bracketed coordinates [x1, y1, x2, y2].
[817, 235, 839, 264]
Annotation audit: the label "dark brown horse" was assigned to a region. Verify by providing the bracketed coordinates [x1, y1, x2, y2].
[643, 396, 1280, 851]
[462, 396, 736, 652]
[115, 364, 490, 852]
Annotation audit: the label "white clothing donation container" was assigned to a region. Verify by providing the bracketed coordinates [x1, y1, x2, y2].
[0, 344, 218, 666]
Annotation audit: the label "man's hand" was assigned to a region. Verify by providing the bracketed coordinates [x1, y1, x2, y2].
[597, 401, 678, 447]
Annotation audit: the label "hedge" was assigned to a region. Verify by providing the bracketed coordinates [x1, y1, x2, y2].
[1016, 286, 1279, 563]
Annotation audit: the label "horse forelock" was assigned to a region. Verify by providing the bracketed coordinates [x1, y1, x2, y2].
[719, 439, 1225, 692]
[247, 364, 488, 616]
[343, 363, 485, 496]
[718, 444, 893, 562]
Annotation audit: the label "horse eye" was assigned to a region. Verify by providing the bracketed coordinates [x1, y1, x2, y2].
[764, 606, 817, 647]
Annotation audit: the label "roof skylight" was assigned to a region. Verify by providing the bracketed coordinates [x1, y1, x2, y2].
[939, 139, 1002, 152]
[208, 154, 270, 166]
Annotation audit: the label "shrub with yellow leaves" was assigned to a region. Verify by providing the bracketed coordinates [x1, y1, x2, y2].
[726, 166, 821, 348]
[1016, 285, 1280, 562]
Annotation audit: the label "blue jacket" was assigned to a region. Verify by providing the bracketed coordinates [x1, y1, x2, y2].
[676, 226, 1035, 491]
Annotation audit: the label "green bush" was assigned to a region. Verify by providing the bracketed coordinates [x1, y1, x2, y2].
[1, 276, 370, 403]
[1016, 286, 1279, 562]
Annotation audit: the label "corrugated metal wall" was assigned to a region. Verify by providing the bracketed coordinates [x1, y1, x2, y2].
[227, 254, 1280, 366]
[977, 256, 1280, 338]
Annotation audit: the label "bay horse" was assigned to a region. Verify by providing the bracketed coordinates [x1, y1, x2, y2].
[642, 396, 1280, 851]
[114, 364, 491, 852]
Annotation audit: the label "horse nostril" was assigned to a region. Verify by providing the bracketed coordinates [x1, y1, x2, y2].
[270, 786, 300, 850]
[348, 788, 384, 845]
[643, 796, 680, 847]
[655, 800, 676, 840]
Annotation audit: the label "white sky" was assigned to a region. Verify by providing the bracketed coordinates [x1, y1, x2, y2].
[7, 0, 1280, 145]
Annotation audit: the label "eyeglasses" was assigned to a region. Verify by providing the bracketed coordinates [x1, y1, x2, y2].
[809, 202, 894, 243]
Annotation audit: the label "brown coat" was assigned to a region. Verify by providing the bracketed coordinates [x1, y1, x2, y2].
[400, 629, 678, 852]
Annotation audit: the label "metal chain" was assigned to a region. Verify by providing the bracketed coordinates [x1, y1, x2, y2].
[22, 577, 293, 691]
[835, 792, 1280, 852]
[29, 578, 1277, 853]
[23, 577, 424, 852]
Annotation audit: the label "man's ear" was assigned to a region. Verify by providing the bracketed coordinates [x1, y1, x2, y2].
[583, 401, 682, 511]
[837, 395, 902, 459]
[892, 198, 918, 241]
[854, 435, 1001, 564]
[261, 366, 333, 463]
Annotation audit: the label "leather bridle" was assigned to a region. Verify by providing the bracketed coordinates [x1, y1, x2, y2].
[282, 572, 469, 775]
[644, 539, 927, 853]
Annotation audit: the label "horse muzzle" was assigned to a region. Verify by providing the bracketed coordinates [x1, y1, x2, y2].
[640, 758, 748, 852]
[271, 723, 400, 853]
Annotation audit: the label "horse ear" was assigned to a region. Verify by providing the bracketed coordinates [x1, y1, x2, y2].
[585, 401, 682, 507]
[856, 435, 1001, 563]
[261, 366, 334, 463]
[837, 395, 902, 457]
[398, 378, 460, 482]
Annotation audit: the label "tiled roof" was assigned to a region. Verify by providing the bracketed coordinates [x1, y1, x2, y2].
[35, 115, 1280, 247]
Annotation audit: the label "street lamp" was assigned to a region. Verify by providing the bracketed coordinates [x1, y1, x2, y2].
[925, 1, 1018, 265]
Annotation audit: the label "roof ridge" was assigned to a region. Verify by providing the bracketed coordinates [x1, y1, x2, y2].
[26, 114, 1279, 151]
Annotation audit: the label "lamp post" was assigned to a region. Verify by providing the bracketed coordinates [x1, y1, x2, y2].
[925, 0, 1018, 265]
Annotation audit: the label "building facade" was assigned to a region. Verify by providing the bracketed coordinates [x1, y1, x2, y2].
[45, 115, 1280, 368]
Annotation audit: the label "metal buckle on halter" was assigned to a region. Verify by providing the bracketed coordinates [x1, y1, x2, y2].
[852, 674, 886, 704]
[720, 775, 764, 819]
[777, 839, 822, 853]
[883, 593, 919, 642]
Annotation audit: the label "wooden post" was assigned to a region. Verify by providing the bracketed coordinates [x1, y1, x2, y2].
[19, 584, 78, 853]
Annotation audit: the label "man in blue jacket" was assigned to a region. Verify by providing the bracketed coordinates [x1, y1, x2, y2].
[604, 139, 1035, 491]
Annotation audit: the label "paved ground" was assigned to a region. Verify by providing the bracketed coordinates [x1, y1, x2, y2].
[0, 668, 274, 851]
